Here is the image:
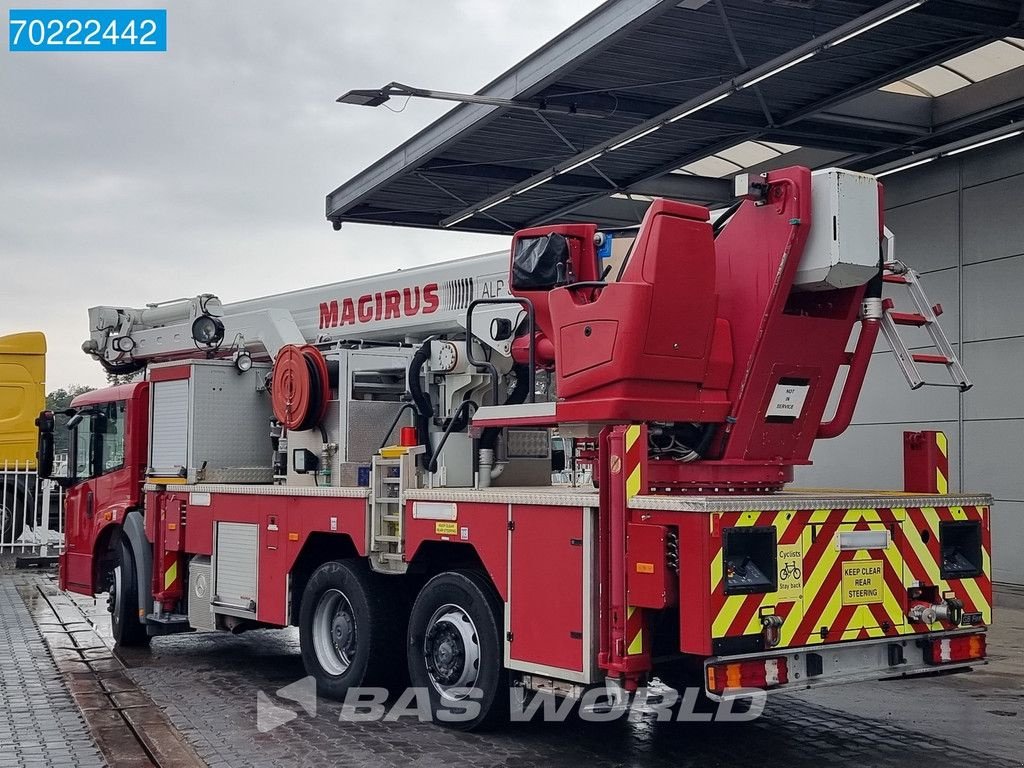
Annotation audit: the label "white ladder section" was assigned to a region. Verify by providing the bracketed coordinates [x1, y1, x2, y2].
[369, 447, 422, 574]
[880, 261, 972, 392]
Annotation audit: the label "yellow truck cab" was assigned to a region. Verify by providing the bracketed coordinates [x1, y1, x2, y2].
[1, 332, 46, 546]
[0, 332, 46, 465]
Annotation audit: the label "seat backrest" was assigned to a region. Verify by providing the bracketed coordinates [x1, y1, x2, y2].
[620, 199, 718, 361]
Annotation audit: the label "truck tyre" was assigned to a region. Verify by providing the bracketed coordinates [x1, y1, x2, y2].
[299, 559, 404, 700]
[109, 537, 150, 647]
[407, 570, 508, 731]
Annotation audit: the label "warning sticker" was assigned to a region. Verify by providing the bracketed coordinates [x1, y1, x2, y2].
[765, 382, 810, 419]
[435, 521, 458, 536]
[842, 560, 884, 605]
[777, 543, 803, 599]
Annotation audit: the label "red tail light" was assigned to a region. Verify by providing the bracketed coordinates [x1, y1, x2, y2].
[706, 657, 788, 694]
[924, 633, 986, 664]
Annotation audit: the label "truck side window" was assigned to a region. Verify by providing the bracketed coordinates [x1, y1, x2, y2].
[100, 402, 126, 472]
[73, 417, 93, 478]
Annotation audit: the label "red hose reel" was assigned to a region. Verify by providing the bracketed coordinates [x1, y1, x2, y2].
[271, 345, 331, 430]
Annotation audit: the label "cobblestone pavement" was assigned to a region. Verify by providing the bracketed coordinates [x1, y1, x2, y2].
[0, 567, 104, 768]
[56, 570, 1024, 768]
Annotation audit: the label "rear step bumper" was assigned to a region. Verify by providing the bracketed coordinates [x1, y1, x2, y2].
[705, 629, 986, 701]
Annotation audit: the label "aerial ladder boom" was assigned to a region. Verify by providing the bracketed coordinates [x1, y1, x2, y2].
[82, 250, 515, 374]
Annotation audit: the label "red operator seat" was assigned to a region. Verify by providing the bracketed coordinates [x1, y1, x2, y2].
[546, 199, 733, 424]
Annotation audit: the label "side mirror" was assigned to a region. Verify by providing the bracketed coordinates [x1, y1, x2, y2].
[66, 411, 84, 429]
[35, 411, 55, 479]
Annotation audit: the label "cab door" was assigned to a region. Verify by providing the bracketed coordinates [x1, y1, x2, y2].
[62, 401, 133, 593]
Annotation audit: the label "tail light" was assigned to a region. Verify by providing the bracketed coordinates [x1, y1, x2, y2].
[706, 657, 788, 694]
[923, 633, 986, 664]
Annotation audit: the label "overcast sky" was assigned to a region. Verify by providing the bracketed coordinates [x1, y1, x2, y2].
[0, 0, 604, 389]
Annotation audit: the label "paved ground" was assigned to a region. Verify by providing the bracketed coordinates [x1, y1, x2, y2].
[4, 564, 1023, 767]
[0, 563, 104, 768]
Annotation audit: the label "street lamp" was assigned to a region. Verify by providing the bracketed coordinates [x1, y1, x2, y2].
[337, 81, 589, 115]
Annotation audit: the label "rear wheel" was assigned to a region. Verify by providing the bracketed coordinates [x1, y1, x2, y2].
[299, 559, 405, 699]
[407, 570, 507, 730]
[108, 537, 150, 647]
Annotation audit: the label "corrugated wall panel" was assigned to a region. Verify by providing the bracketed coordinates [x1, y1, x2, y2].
[800, 134, 1024, 586]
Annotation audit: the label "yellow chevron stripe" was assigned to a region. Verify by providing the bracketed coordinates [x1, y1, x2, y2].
[626, 465, 641, 498]
[710, 546, 723, 592]
[627, 628, 644, 655]
[936, 468, 948, 494]
[903, 509, 941, 585]
[625, 425, 641, 451]
[936, 431, 948, 458]
[164, 560, 178, 591]
[712, 594, 749, 637]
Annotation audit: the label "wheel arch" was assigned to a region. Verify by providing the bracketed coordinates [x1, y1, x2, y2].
[288, 532, 359, 625]
[120, 509, 152, 623]
[408, 541, 504, 601]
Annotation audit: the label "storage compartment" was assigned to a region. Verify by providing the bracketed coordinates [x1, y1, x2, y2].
[940, 520, 983, 579]
[148, 360, 273, 483]
[795, 168, 880, 290]
[187, 555, 215, 631]
[722, 526, 777, 595]
[213, 522, 259, 615]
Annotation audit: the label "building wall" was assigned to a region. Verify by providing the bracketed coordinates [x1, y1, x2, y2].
[796, 134, 1024, 587]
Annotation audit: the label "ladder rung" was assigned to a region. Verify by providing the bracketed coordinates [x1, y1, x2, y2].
[912, 353, 951, 365]
[374, 497, 401, 505]
[379, 553, 405, 561]
[382, 514, 401, 522]
[883, 274, 909, 284]
[889, 311, 929, 327]
[374, 535, 401, 543]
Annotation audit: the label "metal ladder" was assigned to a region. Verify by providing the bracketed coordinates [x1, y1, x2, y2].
[369, 446, 422, 574]
[879, 260, 972, 392]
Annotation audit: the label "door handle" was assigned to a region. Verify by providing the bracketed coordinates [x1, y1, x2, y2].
[86, 491, 94, 518]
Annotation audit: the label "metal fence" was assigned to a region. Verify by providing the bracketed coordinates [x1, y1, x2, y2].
[0, 459, 65, 555]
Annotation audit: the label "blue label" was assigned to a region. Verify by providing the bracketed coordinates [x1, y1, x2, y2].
[9, 9, 166, 51]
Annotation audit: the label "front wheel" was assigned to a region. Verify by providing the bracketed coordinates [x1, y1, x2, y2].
[108, 537, 150, 647]
[407, 570, 507, 730]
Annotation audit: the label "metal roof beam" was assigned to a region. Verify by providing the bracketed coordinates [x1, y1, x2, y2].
[932, 65, 1024, 127]
[626, 174, 733, 202]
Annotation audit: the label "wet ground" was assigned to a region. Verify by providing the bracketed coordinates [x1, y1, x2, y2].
[4, 563, 1023, 768]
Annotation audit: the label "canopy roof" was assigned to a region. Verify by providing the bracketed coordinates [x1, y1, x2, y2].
[326, 0, 1024, 233]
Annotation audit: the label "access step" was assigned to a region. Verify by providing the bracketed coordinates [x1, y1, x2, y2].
[144, 613, 193, 635]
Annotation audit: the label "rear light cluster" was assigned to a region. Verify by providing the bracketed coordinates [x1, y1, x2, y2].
[924, 633, 986, 665]
[706, 657, 788, 694]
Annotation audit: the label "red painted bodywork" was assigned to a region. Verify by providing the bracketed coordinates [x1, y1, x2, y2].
[60, 382, 150, 594]
[501, 168, 882, 492]
[146, 488, 369, 623]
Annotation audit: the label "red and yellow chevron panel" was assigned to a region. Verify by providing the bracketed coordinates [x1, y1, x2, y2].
[707, 504, 991, 652]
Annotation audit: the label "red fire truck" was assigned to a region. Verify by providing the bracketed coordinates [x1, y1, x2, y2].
[41, 166, 991, 729]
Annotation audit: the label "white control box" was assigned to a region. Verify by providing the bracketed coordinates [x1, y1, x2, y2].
[795, 168, 880, 291]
